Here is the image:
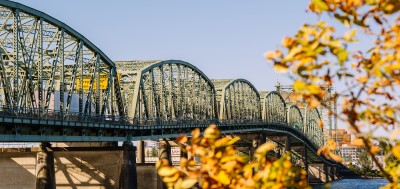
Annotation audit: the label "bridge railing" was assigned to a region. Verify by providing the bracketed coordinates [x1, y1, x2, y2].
[0, 106, 130, 124]
[0, 106, 323, 148]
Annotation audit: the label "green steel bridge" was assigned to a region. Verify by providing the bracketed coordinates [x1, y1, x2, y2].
[0, 0, 339, 168]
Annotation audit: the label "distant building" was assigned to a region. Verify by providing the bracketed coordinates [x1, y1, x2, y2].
[340, 144, 359, 164]
[332, 129, 352, 147]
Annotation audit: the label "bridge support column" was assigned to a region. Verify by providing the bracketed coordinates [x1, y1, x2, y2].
[330, 165, 335, 181]
[260, 133, 266, 144]
[303, 146, 309, 185]
[180, 146, 187, 159]
[137, 140, 145, 164]
[119, 141, 137, 189]
[324, 163, 329, 183]
[35, 142, 55, 189]
[159, 139, 171, 164]
[285, 134, 291, 152]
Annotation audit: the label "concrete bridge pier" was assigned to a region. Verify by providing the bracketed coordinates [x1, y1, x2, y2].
[119, 141, 137, 189]
[324, 163, 329, 183]
[260, 133, 267, 144]
[180, 146, 187, 159]
[159, 139, 171, 164]
[285, 134, 291, 152]
[35, 142, 55, 189]
[303, 145, 309, 184]
[330, 165, 335, 181]
[137, 140, 145, 164]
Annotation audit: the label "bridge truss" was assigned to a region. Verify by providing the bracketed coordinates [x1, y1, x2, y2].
[0, 1, 327, 156]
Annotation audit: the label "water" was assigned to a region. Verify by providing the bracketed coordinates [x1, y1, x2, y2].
[314, 179, 389, 189]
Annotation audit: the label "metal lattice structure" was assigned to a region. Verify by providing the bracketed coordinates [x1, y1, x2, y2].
[212, 79, 261, 120]
[305, 108, 324, 147]
[116, 60, 217, 120]
[276, 82, 337, 144]
[0, 1, 125, 117]
[260, 91, 286, 124]
[0, 1, 327, 156]
[288, 105, 303, 132]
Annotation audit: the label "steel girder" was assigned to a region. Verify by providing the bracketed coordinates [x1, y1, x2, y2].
[116, 60, 217, 120]
[305, 108, 324, 147]
[287, 105, 303, 132]
[212, 79, 261, 120]
[260, 91, 287, 124]
[0, 1, 125, 117]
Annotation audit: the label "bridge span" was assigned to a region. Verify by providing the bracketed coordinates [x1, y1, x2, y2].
[0, 1, 344, 188]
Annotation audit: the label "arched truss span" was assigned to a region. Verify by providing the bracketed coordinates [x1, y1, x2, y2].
[212, 79, 261, 120]
[116, 60, 217, 120]
[287, 105, 303, 131]
[260, 91, 286, 124]
[306, 108, 324, 147]
[0, 1, 125, 116]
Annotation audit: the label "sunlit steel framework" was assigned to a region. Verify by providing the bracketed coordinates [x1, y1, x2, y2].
[259, 90, 323, 146]
[275, 82, 337, 144]
[287, 105, 304, 132]
[116, 60, 217, 120]
[0, 1, 125, 117]
[0, 1, 326, 150]
[260, 91, 286, 124]
[212, 79, 261, 120]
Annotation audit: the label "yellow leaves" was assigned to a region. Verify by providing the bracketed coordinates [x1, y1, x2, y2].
[343, 29, 357, 42]
[351, 138, 365, 147]
[215, 136, 240, 148]
[273, 62, 288, 73]
[282, 37, 295, 47]
[158, 166, 179, 177]
[311, 0, 329, 13]
[191, 128, 200, 138]
[157, 126, 308, 189]
[216, 171, 230, 185]
[174, 178, 198, 189]
[176, 135, 188, 144]
[336, 49, 349, 65]
[293, 80, 307, 92]
[203, 124, 221, 139]
[264, 50, 282, 60]
[392, 144, 400, 160]
[254, 142, 276, 161]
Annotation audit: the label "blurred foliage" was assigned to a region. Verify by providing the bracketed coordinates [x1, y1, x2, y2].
[156, 125, 309, 189]
[266, 0, 400, 187]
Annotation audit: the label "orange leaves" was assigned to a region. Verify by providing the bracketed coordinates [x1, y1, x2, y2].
[157, 125, 309, 189]
[318, 139, 344, 162]
[351, 138, 365, 147]
[370, 145, 381, 154]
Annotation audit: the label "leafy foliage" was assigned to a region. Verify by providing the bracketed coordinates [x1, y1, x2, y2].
[156, 125, 309, 189]
[266, 0, 400, 185]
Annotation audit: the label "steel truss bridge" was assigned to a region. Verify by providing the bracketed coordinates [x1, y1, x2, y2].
[0, 1, 336, 165]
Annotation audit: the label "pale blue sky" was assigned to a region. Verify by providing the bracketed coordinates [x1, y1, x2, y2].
[11, 0, 324, 91]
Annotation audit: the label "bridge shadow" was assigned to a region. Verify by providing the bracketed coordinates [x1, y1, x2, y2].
[53, 149, 122, 189]
[0, 151, 36, 189]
